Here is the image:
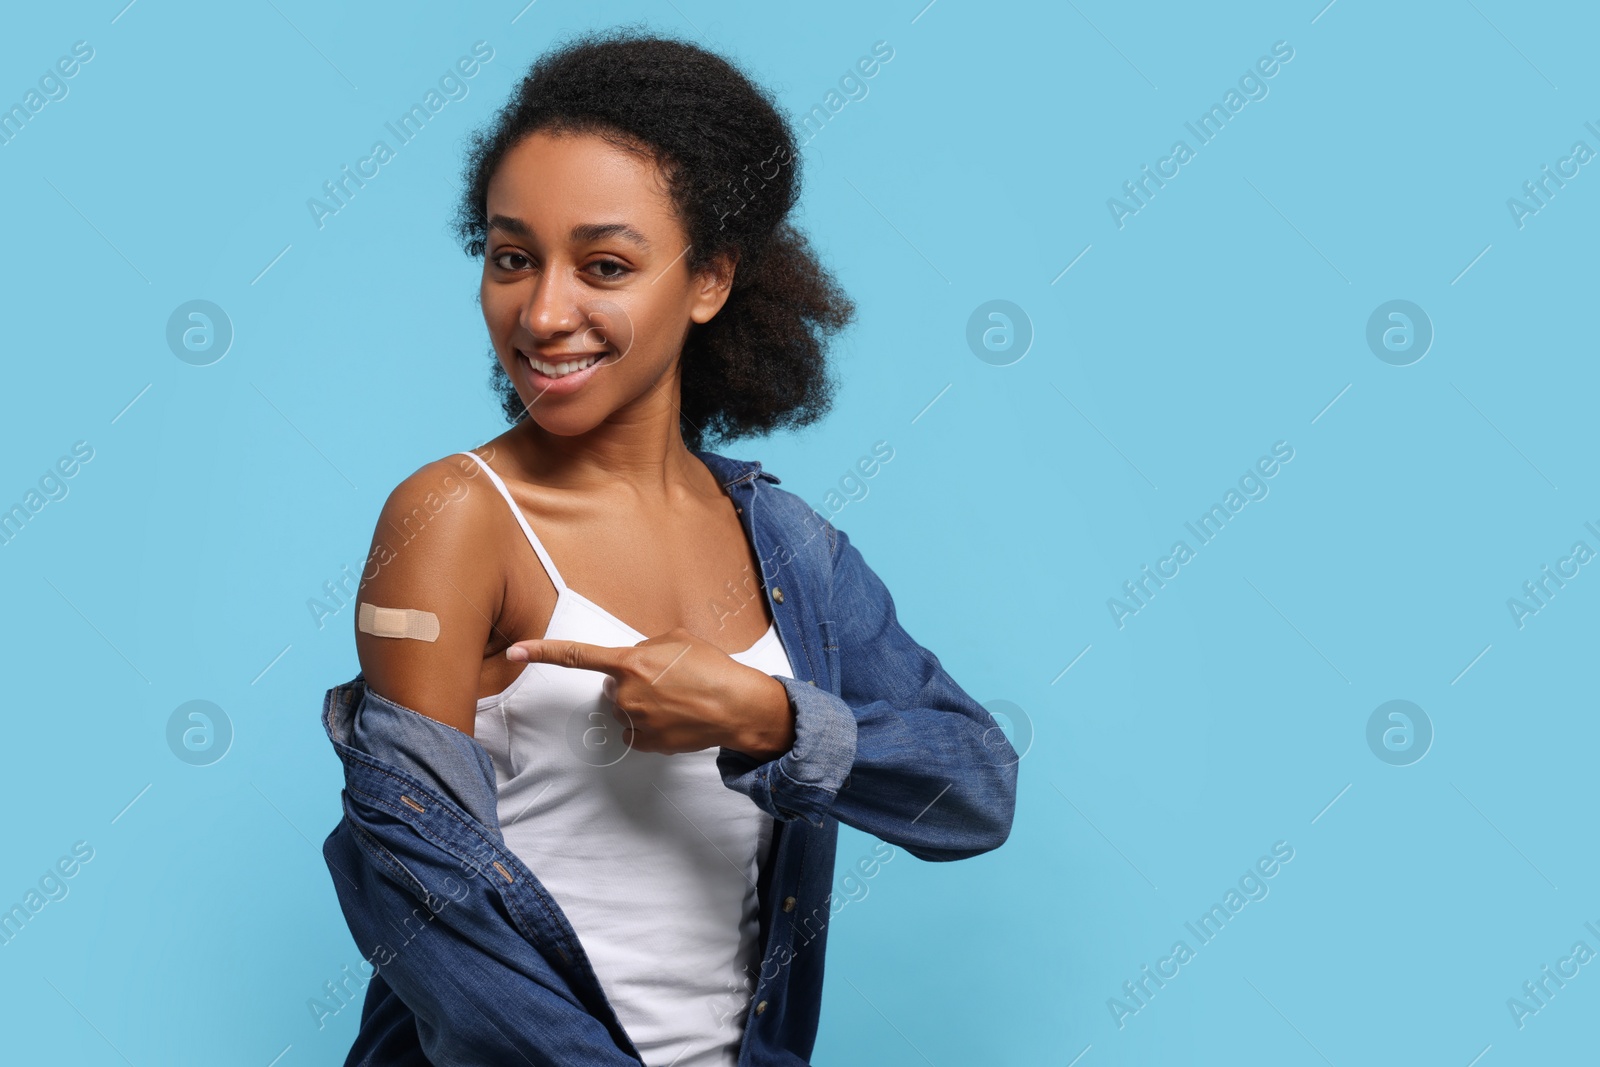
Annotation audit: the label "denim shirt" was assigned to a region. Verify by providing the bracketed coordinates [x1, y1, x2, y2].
[320, 448, 1019, 1065]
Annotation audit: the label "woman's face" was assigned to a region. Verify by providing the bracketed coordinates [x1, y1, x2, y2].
[480, 129, 731, 439]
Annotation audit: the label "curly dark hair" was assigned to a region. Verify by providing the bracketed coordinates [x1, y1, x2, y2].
[451, 28, 855, 451]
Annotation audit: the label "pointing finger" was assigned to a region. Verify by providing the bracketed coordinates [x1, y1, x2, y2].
[506, 638, 628, 674]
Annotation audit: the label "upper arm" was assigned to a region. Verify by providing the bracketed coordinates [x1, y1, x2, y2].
[355, 456, 503, 735]
[827, 522, 936, 704]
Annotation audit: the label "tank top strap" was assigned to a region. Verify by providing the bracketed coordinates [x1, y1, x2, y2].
[455, 450, 568, 594]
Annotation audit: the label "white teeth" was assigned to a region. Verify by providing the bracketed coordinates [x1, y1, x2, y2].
[527, 353, 601, 379]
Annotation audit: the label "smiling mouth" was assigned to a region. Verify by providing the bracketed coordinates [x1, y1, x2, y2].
[519, 350, 608, 379]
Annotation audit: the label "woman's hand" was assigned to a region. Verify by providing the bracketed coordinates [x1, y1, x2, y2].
[505, 627, 797, 759]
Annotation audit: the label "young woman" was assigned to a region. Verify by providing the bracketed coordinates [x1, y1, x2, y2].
[340, 30, 1015, 1066]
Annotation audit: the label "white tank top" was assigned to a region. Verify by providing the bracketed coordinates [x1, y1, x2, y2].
[458, 450, 788, 1067]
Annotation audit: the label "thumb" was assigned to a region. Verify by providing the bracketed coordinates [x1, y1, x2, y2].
[506, 638, 626, 674]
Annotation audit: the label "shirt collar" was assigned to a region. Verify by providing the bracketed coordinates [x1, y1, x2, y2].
[693, 448, 782, 488]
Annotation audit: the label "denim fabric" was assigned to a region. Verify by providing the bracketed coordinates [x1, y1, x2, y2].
[321, 449, 1019, 1065]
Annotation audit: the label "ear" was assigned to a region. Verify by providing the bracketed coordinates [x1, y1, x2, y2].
[688, 251, 738, 325]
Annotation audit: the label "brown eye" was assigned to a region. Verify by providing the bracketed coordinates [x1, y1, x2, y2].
[587, 259, 628, 279]
[494, 252, 531, 271]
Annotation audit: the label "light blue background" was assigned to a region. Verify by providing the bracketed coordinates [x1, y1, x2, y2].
[2, 1, 1595, 1064]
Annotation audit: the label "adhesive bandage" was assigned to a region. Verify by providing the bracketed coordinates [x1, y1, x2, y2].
[358, 603, 440, 642]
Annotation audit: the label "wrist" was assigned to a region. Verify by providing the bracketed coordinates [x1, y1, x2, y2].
[725, 672, 796, 761]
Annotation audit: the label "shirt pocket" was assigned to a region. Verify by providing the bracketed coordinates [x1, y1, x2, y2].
[347, 817, 434, 904]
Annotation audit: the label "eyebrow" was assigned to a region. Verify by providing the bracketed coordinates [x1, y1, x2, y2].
[487, 215, 651, 251]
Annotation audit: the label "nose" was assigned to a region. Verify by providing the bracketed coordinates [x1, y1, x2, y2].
[520, 265, 583, 341]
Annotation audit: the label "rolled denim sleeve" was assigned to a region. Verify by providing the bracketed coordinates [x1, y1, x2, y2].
[717, 676, 857, 822]
[720, 521, 1019, 862]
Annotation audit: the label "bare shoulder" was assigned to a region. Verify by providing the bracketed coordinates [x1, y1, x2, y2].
[373, 449, 507, 551]
[355, 449, 510, 734]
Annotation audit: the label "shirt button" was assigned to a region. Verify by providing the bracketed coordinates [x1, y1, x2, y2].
[806, 679, 815, 686]
[755, 1000, 768, 1015]
[771, 587, 784, 603]
[783, 896, 796, 912]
